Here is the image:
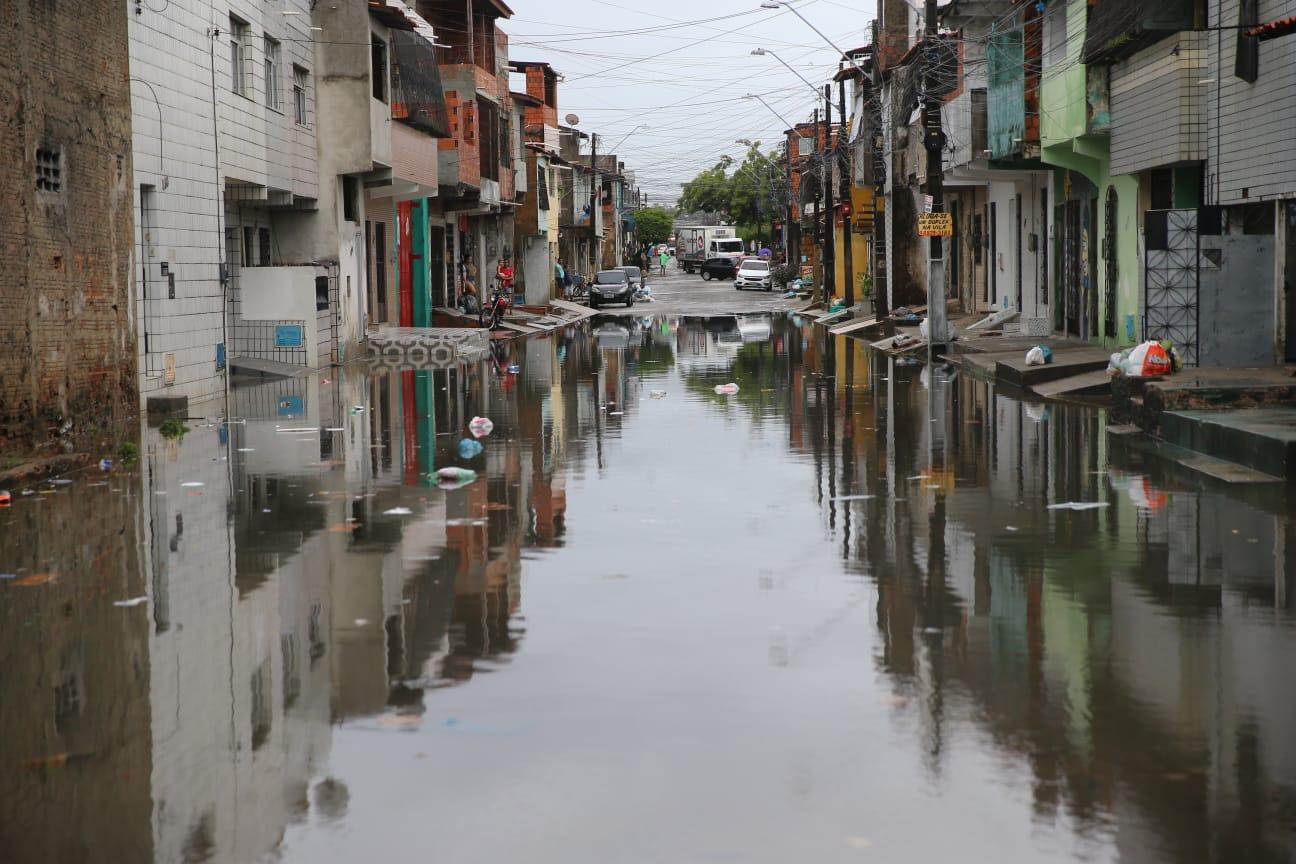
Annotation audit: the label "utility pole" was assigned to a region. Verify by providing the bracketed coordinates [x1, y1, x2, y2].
[821, 85, 835, 307]
[589, 132, 599, 276]
[922, 0, 947, 346]
[838, 72, 854, 308]
[811, 108, 820, 291]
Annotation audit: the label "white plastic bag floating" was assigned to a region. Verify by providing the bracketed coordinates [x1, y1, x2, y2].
[1025, 346, 1046, 366]
[436, 466, 477, 486]
[714, 383, 740, 396]
[468, 416, 494, 438]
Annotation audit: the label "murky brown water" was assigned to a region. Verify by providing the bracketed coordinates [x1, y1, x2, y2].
[3, 314, 1296, 863]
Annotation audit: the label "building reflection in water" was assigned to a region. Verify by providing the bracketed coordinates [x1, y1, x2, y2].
[4, 313, 1296, 862]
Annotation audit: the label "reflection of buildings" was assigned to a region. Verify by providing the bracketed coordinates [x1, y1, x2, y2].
[0, 471, 153, 863]
[777, 330, 1296, 861]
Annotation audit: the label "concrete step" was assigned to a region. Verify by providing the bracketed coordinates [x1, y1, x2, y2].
[1159, 408, 1296, 480]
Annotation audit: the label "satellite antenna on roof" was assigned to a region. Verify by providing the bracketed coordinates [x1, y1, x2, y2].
[565, 113, 581, 126]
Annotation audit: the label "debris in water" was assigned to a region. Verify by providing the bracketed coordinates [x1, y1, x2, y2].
[0, 490, 10, 507]
[384, 507, 413, 516]
[468, 416, 494, 438]
[112, 596, 149, 608]
[436, 466, 478, 487]
[180, 481, 204, 488]
[832, 494, 876, 501]
[11, 573, 57, 587]
[714, 383, 739, 395]
[457, 438, 484, 459]
[609, 411, 624, 416]
[649, 390, 667, 399]
[1047, 501, 1110, 511]
[98, 459, 112, 471]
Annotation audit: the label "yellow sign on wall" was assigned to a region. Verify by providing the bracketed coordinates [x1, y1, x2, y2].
[917, 212, 953, 237]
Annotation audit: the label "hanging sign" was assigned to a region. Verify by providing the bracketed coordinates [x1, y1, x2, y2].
[917, 212, 953, 237]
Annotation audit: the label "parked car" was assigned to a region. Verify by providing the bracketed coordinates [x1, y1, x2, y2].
[734, 258, 772, 290]
[619, 265, 645, 290]
[590, 269, 634, 308]
[700, 256, 739, 281]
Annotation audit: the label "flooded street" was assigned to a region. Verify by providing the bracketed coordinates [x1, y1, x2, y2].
[5, 314, 1296, 863]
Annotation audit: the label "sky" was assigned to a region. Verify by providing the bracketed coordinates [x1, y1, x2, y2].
[497, 0, 879, 206]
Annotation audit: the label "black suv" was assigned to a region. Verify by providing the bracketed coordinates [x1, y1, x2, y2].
[700, 257, 739, 281]
[590, 269, 634, 308]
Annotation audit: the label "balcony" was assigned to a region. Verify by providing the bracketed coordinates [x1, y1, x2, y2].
[1108, 31, 1207, 175]
[1082, 0, 1201, 65]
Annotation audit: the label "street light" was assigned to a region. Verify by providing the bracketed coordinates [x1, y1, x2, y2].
[759, 1, 870, 79]
[607, 123, 649, 152]
[750, 48, 823, 99]
[742, 92, 798, 132]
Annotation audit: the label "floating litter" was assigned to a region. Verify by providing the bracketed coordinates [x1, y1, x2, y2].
[384, 507, 413, 516]
[180, 482, 204, 488]
[1047, 501, 1109, 511]
[714, 383, 739, 395]
[113, 596, 149, 608]
[468, 416, 494, 439]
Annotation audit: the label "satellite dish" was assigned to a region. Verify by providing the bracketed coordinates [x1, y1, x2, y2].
[564, 113, 581, 126]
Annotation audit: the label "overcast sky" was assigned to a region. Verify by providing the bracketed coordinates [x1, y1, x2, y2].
[499, 0, 879, 205]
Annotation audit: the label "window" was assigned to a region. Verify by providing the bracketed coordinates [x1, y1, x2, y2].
[293, 65, 309, 125]
[1045, 1, 1067, 66]
[342, 177, 359, 222]
[1235, 0, 1259, 82]
[35, 146, 61, 192]
[371, 36, 387, 103]
[229, 15, 251, 97]
[264, 37, 282, 110]
[242, 226, 255, 267]
[315, 275, 329, 311]
[477, 98, 499, 181]
[258, 227, 271, 267]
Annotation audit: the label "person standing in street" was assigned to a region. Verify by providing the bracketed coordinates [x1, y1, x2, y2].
[658, 248, 668, 276]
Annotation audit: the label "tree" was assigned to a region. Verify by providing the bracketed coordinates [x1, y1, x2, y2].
[677, 155, 733, 215]
[676, 144, 784, 246]
[636, 207, 673, 246]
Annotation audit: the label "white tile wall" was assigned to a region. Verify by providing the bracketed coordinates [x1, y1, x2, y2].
[1207, 0, 1296, 204]
[131, 0, 320, 408]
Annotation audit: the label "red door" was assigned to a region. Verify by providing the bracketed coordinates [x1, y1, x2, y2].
[397, 201, 414, 327]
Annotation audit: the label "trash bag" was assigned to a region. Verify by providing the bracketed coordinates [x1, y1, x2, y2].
[1025, 346, 1046, 366]
[468, 416, 494, 438]
[1124, 340, 1173, 377]
[457, 438, 484, 459]
[714, 383, 740, 395]
[919, 318, 956, 342]
[829, 298, 846, 313]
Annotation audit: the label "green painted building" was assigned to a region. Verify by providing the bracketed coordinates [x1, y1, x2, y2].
[1040, 0, 1139, 346]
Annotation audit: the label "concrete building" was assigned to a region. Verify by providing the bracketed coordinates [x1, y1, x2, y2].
[425, 0, 516, 311]
[1, 0, 136, 452]
[127, 0, 321, 409]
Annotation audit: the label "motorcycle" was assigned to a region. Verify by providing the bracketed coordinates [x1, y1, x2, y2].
[479, 281, 510, 331]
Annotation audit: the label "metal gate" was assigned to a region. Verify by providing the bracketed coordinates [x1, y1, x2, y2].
[1143, 208, 1199, 366]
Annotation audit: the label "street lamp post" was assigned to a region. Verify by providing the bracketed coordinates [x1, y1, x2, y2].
[750, 48, 822, 99]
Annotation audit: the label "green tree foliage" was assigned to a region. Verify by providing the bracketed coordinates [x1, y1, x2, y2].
[635, 207, 674, 246]
[677, 142, 783, 245]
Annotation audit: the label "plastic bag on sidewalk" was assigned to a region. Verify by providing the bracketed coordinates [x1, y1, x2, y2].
[1124, 341, 1173, 377]
[1025, 345, 1053, 366]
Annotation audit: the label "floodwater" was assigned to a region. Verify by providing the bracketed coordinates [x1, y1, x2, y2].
[4, 314, 1296, 864]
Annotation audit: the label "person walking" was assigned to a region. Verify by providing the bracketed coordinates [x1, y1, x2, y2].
[658, 248, 668, 276]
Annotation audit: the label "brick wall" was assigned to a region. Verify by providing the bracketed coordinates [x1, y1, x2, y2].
[0, 0, 137, 454]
